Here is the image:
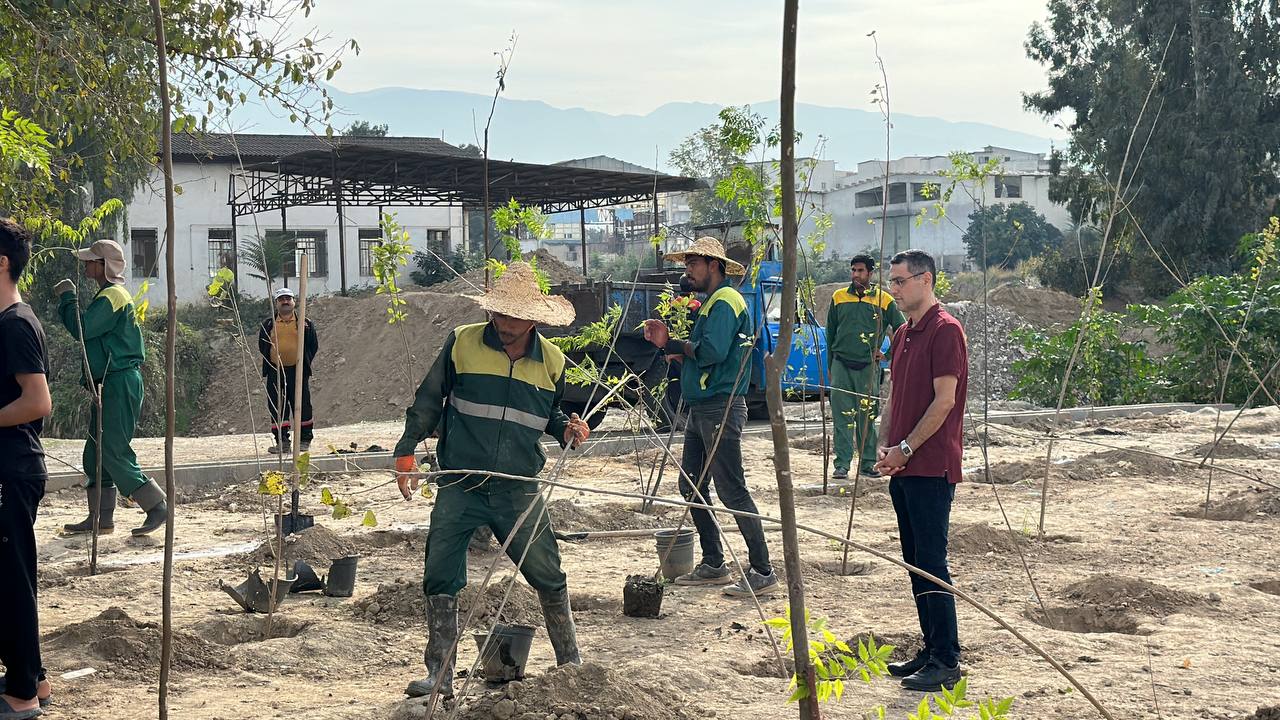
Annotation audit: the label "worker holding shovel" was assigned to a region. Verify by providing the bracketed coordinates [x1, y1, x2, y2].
[392, 262, 590, 699]
[54, 239, 167, 537]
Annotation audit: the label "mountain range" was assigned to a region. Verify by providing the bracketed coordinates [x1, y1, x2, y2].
[230, 85, 1057, 172]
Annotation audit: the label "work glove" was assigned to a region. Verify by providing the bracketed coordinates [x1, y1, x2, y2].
[53, 278, 76, 296]
[395, 455, 421, 500]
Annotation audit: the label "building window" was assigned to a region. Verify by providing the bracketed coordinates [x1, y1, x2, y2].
[855, 188, 882, 208]
[911, 183, 938, 202]
[887, 182, 907, 205]
[996, 176, 1023, 199]
[208, 228, 235, 277]
[276, 230, 328, 278]
[425, 229, 449, 254]
[358, 228, 381, 277]
[131, 228, 159, 278]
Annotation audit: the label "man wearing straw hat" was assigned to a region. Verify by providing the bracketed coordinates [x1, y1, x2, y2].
[53, 239, 167, 537]
[392, 262, 591, 699]
[643, 237, 777, 598]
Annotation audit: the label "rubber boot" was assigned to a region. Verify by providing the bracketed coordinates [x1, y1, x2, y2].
[405, 594, 457, 698]
[63, 486, 117, 534]
[130, 479, 168, 537]
[539, 588, 581, 666]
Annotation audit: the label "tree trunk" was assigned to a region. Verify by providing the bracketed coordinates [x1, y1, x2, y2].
[149, 1, 177, 716]
[769, 2, 818, 717]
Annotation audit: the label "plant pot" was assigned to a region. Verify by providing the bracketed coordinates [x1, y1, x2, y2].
[653, 528, 696, 580]
[622, 574, 664, 618]
[472, 623, 536, 682]
[275, 511, 314, 536]
[288, 560, 324, 593]
[220, 569, 294, 613]
[323, 555, 359, 597]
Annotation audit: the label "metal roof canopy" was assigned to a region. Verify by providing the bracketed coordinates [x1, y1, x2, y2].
[228, 144, 706, 217]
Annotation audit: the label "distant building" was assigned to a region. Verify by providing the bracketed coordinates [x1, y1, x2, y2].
[753, 147, 1070, 272]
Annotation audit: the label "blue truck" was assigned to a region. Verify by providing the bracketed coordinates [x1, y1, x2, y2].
[547, 260, 829, 428]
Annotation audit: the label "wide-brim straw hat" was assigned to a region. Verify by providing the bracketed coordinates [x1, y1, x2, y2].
[467, 261, 576, 326]
[662, 236, 746, 276]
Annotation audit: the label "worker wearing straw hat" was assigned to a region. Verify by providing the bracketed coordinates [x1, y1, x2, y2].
[643, 236, 778, 598]
[392, 262, 591, 699]
[52, 239, 167, 537]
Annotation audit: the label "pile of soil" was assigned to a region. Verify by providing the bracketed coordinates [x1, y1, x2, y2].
[1180, 488, 1280, 522]
[1247, 706, 1280, 720]
[444, 662, 702, 720]
[944, 299, 1032, 402]
[546, 499, 673, 532]
[1062, 575, 1203, 616]
[434, 249, 586, 295]
[950, 522, 1030, 554]
[1059, 449, 1181, 480]
[986, 284, 1084, 329]
[1188, 438, 1275, 460]
[354, 575, 542, 629]
[43, 607, 226, 677]
[241, 525, 357, 570]
[966, 459, 1050, 485]
[191, 288, 484, 434]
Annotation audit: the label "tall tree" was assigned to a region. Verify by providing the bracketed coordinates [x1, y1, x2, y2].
[669, 115, 753, 226]
[343, 120, 389, 137]
[962, 202, 1064, 268]
[1024, 0, 1280, 294]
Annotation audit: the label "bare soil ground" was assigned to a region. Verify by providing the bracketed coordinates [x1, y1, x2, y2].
[28, 406, 1280, 719]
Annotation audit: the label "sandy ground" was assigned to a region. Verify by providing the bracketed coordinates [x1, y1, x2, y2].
[25, 406, 1280, 719]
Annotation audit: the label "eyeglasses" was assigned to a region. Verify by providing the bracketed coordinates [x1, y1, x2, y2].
[887, 271, 926, 288]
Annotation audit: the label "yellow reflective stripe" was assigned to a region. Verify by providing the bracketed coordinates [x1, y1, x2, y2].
[450, 322, 559, 392]
[99, 284, 133, 313]
[699, 286, 747, 317]
[832, 287, 893, 310]
[700, 371, 710, 390]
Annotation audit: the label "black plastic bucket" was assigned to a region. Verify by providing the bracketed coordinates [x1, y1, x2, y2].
[653, 528, 696, 580]
[473, 624, 536, 682]
[323, 555, 359, 597]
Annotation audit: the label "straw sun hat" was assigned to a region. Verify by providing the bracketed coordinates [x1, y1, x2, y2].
[467, 261, 576, 327]
[662, 236, 746, 276]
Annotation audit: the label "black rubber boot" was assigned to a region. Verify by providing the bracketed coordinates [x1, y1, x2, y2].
[130, 479, 167, 536]
[539, 588, 581, 666]
[405, 594, 457, 698]
[63, 486, 116, 535]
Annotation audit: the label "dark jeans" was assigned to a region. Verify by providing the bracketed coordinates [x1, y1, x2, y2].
[0, 472, 45, 700]
[679, 396, 771, 575]
[265, 366, 313, 443]
[889, 475, 960, 666]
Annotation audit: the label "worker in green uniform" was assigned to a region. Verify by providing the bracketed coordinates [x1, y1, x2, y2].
[393, 262, 591, 699]
[825, 253, 905, 479]
[54, 239, 167, 536]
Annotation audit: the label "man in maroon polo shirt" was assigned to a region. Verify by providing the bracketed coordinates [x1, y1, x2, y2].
[874, 249, 967, 692]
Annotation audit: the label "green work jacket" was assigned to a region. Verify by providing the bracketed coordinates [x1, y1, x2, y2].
[58, 283, 145, 383]
[825, 284, 904, 370]
[394, 322, 571, 481]
[680, 278, 752, 405]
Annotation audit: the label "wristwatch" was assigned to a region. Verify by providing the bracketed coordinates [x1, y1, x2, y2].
[898, 440, 913, 458]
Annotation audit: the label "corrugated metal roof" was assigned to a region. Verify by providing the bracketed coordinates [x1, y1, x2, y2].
[171, 132, 470, 163]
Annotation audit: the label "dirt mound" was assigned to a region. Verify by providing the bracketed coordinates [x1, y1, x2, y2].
[1062, 575, 1202, 616]
[434, 249, 586, 295]
[441, 662, 701, 720]
[987, 285, 1084, 329]
[1189, 438, 1275, 460]
[354, 575, 542, 629]
[192, 614, 310, 645]
[1059, 449, 1182, 480]
[240, 525, 357, 570]
[547, 499, 674, 532]
[950, 522, 1030, 554]
[1029, 606, 1146, 635]
[1180, 489, 1280, 521]
[967, 459, 1047, 485]
[944, 300, 1032, 402]
[44, 607, 225, 677]
[191, 289, 485, 434]
[1249, 580, 1280, 597]
[1247, 706, 1280, 720]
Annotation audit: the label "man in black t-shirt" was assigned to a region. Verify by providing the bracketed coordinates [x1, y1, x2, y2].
[0, 217, 53, 717]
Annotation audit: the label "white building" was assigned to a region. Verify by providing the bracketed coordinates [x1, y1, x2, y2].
[125, 134, 466, 304]
[758, 147, 1070, 272]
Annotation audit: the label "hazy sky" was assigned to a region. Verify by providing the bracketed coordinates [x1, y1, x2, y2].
[302, 0, 1064, 137]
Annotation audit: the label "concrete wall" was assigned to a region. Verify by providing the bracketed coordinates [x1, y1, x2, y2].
[125, 162, 466, 303]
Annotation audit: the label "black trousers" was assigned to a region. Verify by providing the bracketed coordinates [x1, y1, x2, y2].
[889, 475, 960, 666]
[264, 366, 313, 443]
[679, 396, 772, 575]
[0, 472, 45, 700]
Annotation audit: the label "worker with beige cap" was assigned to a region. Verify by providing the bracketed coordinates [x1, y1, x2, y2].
[53, 239, 167, 536]
[392, 262, 590, 699]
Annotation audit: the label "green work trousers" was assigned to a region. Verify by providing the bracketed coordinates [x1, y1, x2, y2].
[829, 360, 880, 474]
[423, 476, 567, 597]
[82, 367, 148, 497]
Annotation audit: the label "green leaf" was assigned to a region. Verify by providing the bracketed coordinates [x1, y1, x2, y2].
[362, 509, 377, 527]
[319, 486, 336, 506]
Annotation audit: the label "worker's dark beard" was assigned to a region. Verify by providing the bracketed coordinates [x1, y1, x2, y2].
[497, 327, 531, 346]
